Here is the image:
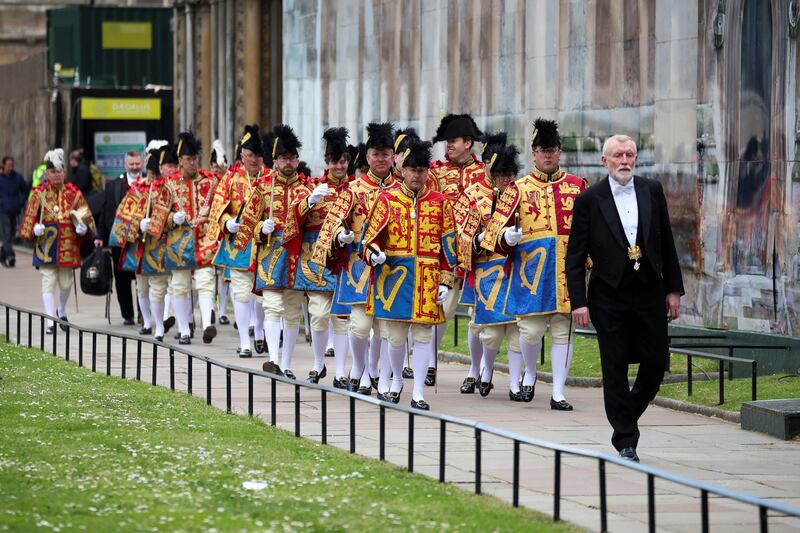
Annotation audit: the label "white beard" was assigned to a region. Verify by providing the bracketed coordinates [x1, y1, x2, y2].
[609, 170, 633, 186]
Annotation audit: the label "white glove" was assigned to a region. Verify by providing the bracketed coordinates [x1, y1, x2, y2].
[437, 284, 449, 305]
[225, 218, 240, 234]
[75, 223, 88, 236]
[33, 223, 45, 237]
[172, 211, 187, 226]
[307, 183, 329, 207]
[337, 230, 355, 246]
[261, 218, 275, 235]
[503, 227, 523, 247]
[139, 218, 151, 233]
[370, 250, 386, 266]
[476, 231, 485, 244]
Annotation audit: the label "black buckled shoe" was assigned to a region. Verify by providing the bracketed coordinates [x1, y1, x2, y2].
[402, 367, 414, 379]
[179, 334, 191, 345]
[46, 325, 55, 335]
[357, 385, 372, 396]
[174, 331, 181, 340]
[325, 348, 335, 358]
[254, 339, 266, 354]
[139, 326, 152, 335]
[479, 381, 494, 397]
[411, 399, 430, 411]
[163, 316, 175, 334]
[619, 447, 639, 462]
[58, 316, 69, 332]
[284, 369, 296, 380]
[386, 391, 402, 404]
[376, 391, 388, 401]
[509, 389, 526, 402]
[306, 366, 327, 384]
[347, 378, 360, 391]
[154, 335, 164, 342]
[202, 325, 217, 344]
[424, 367, 437, 386]
[460, 377, 477, 394]
[262, 361, 283, 376]
[521, 385, 535, 403]
[219, 315, 230, 325]
[239, 348, 252, 358]
[333, 377, 349, 390]
[550, 398, 573, 411]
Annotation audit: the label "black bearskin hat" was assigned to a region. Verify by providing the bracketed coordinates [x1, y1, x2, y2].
[393, 127, 419, 153]
[433, 114, 483, 143]
[480, 131, 508, 163]
[270, 124, 302, 159]
[159, 143, 179, 166]
[530, 118, 561, 149]
[346, 144, 360, 175]
[365, 122, 395, 151]
[239, 125, 263, 156]
[487, 144, 520, 176]
[400, 138, 433, 169]
[323, 127, 350, 161]
[176, 131, 201, 157]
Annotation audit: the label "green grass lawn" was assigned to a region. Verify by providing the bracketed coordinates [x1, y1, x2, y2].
[0, 339, 578, 532]
[658, 374, 800, 412]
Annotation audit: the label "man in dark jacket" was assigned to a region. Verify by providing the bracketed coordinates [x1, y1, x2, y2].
[93, 150, 144, 325]
[0, 156, 29, 267]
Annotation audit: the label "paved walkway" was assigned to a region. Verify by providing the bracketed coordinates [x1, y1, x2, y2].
[2, 253, 799, 532]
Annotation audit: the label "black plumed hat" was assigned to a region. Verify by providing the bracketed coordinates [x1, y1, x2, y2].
[487, 144, 520, 176]
[393, 127, 419, 153]
[270, 124, 302, 159]
[400, 138, 433, 169]
[530, 118, 561, 149]
[297, 161, 312, 178]
[323, 127, 350, 161]
[159, 143, 179, 166]
[433, 113, 483, 143]
[239, 124, 263, 156]
[260, 131, 274, 168]
[346, 144, 360, 175]
[480, 131, 508, 162]
[365, 122, 395, 150]
[176, 131, 201, 157]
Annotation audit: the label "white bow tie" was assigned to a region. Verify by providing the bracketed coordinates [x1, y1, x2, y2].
[614, 183, 634, 196]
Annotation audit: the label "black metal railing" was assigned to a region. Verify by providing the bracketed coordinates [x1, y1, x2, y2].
[3, 302, 800, 533]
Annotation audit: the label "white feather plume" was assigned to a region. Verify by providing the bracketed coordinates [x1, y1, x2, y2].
[146, 139, 168, 153]
[212, 139, 227, 166]
[43, 148, 65, 171]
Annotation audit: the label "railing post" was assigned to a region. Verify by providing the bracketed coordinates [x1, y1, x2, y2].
[294, 384, 300, 437]
[169, 349, 175, 390]
[39, 315, 44, 350]
[759, 505, 768, 533]
[16, 309, 21, 345]
[321, 389, 327, 444]
[349, 395, 356, 454]
[475, 428, 482, 495]
[226, 369, 232, 413]
[248, 373, 254, 416]
[599, 459, 607, 532]
[187, 355, 193, 395]
[752, 361, 757, 401]
[151, 344, 158, 385]
[408, 412, 414, 472]
[687, 354, 693, 397]
[701, 489, 709, 533]
[91, 332, 97, 372]
[206, 361, 212, 405]
[439, 420, 446, 483]
[719, 359, 725, 405]
[136, 339, 142, 381]
[27, 313, 31, 347]
[78, 330, 83, 367]
[52, 320, 57, 355]
[5, 306, 9, 341]
[379, 405, 385, 461]
[540, 337, 545, 365]
[453, 314, 458, 346]
[513, 440, 520, 507]
[106, 335, 111, 376]
[64, 325, 70, 361]
[270, 379, 276, 426]
[648, 473, 655, 533]
[554, 450, 561, 521]
[121, 338, 127, 378]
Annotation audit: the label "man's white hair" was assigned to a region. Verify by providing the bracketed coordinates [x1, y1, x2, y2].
[602, 135, 637, 156]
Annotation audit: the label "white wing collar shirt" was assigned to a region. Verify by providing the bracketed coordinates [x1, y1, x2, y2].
[609, 176, 638, 247]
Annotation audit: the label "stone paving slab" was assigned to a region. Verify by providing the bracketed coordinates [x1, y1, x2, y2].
[1, 254, 799, 532]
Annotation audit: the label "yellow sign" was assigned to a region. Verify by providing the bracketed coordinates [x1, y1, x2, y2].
[101, 22, 152, 49]
[81, 98, 161, 120]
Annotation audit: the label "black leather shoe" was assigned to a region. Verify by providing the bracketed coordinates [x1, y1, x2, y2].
[262, 361, 283, 376]
[154, 335, 164, 342]
[202, 326, 217, 344]
[58, 316, 68, 332]
[306, 366, 327, 383]
[123, 317, 135, 326]
[376, 391, 388, 401]
[46, 325, 55, 335]
[139, 326, 152, 335]
[348, 378, 360, 391]
[219, 315, 230, 325]
[6, 257, 14, 267]
[509, 390, 526, 402]
[179, 335, 191, 345]
[239, 348, 252, 358]
[357, 385, 372, 396]
[402, 366, 414, 379]
[333, 377, 349, 390]
[387, 391, 401, 404]
[211, 310, 216, 325]
[521, 385, 535, 403]
[254, 339, 266, 354]
[619, 447, 639, 462]
[284, 369, 296, 380]
[550, 398, 573, 411]
[411, 399, 430, 411]
[163, 316, 175, 334]
[174, 331, 181, 340]
[248, 326, 255, 338]
[424, 367, 436, 386]
[325, 348, 335, 358]
[479, 381, 494, 397]
[460, 377, 477, 394]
